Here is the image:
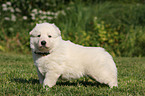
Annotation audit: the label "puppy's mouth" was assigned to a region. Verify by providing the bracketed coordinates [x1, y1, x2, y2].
[34, 45, 51, 56]
[38, 45, 50, 52]
[34, 51, 50, 55]
[39, 45, 48, 49]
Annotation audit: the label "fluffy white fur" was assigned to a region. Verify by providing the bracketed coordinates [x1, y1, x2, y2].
[30, 23, 118, 88]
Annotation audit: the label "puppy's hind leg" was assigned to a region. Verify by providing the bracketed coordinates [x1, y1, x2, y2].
[108, 80, 118, 88]
[87, 68, 117, 88]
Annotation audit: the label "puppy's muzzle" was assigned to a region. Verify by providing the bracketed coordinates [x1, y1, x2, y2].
[41, 41, 46, 46]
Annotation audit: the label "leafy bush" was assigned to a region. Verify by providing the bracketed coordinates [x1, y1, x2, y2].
[95, 2, 145, 56]
[55, 2, 145, 56]
[0, 1, 144, 56]
[120, 26, 145, 56]
[0, 1, 65, 53]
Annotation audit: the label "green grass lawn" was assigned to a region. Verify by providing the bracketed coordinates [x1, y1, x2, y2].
[0, 52, 144, 95]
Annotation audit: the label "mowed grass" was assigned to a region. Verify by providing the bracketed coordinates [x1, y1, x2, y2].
[0, 52, 144, 96]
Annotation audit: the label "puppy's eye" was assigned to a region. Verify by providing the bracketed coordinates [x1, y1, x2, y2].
[37, 35, 41, 37]
[48, 35, 52, 38]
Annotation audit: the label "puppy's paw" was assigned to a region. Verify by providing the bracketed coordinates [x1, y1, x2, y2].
[43, 85, 51, 90]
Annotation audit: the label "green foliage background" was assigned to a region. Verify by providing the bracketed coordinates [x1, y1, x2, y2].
[0, 0, 145, 56]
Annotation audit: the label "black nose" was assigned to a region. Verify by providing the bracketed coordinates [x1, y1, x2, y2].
[41, 41, 46, 45]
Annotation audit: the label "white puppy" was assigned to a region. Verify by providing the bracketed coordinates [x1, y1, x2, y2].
[30, 23, 118, 88]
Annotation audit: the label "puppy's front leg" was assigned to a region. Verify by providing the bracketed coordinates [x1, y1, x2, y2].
[36, 67, 44, 84]
[43, 72, 60, 88]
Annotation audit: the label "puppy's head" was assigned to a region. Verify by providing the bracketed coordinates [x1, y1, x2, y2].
[30, 23, 61, 53]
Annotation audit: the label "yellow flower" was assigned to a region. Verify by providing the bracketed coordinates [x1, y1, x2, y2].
[0, 45, 5, 52]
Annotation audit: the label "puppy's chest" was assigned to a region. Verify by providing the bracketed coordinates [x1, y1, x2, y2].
[35, 58, 51, 75]
[34, 56, 65, 75]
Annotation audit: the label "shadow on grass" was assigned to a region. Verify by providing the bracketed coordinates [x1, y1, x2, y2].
[11, 78, 108, 88]
[11, 78, 39, 84]
[57, 80, 108, 88]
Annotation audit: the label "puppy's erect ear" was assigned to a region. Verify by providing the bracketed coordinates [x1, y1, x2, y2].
[29, 29, 35, 36]
[51, 23, 61, 36]
[29, 30, 33, 35]
[29, 23, 38, 35]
